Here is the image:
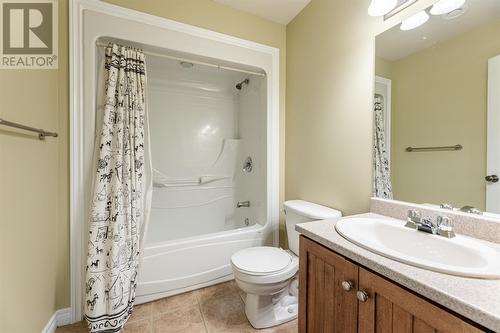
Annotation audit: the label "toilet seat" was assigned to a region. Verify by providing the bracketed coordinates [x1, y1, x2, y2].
[231, 247, 292, 275]
[231, 247, 299, 284]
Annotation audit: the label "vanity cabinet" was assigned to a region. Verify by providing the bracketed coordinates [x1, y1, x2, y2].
[298, 236, 486, 333]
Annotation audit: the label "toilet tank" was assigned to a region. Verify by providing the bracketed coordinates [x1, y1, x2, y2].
[284, 200, 342, 255]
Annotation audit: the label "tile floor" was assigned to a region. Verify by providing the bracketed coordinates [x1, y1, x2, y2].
[56, 281, 297, 333]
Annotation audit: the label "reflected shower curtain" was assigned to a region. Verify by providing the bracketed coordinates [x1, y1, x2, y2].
[373, 94, 393, 199]
[85, 43, 152, 332]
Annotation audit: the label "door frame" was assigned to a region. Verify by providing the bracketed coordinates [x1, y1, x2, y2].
[486, 55, 500, 212]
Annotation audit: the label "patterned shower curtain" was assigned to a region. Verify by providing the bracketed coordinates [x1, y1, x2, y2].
[85, 43, 151, 332]
[373, 94, 393, 199]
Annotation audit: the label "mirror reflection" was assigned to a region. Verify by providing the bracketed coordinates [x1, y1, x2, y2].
[374, 0, 500, 216]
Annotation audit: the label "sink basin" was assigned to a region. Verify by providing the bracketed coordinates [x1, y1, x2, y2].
[335, 217, 500, 279]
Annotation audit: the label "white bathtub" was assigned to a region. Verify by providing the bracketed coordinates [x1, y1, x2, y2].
[135, 223, 271, 304]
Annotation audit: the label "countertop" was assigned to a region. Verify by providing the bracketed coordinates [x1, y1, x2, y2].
[296, 213, 500, 332]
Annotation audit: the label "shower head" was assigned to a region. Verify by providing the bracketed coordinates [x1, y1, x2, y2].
[235, 78, 250, 90]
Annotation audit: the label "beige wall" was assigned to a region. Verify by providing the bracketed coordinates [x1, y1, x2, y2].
[376, 56, 393, 79]
[2, 1, 285, 331]
[286, 0, 378, 215]
[386, 19, 500, 209]
[0, 1, 68, 332]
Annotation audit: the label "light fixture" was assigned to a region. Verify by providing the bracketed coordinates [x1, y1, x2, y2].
[442, 5, 468, 20]
[400, 10, 430, 30]
[368, 0, 398, 17]
[430, 0, 466, 15]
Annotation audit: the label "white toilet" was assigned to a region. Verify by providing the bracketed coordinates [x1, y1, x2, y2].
[230, 200, 342, 328]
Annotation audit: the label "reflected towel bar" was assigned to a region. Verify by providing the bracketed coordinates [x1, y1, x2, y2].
[0, 118, 58, 140]
[405, 144, 462, 152]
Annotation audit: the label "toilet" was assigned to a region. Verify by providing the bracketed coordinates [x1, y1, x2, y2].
[230, 200, 342, 328]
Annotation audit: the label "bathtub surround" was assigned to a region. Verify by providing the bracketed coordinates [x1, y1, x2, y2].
[85, 44, 151, 332]
[136, 49, 269, 304]
[103, 0, 288, 246]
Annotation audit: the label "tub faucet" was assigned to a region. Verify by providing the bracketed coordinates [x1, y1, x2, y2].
[237, 201, 250, 208]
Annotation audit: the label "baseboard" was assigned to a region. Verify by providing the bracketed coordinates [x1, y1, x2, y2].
[42, 308, 71, 333]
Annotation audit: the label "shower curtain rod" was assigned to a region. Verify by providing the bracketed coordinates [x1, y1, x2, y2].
[95, 42, 266, 77]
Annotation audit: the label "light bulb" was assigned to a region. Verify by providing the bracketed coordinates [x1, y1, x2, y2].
[430, 0, 466, 15]
[368, 0, 398, 17]
[400, 11, 430, 31]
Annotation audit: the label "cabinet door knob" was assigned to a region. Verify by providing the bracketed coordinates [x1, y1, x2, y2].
[356, 290, 369, 302]
[341, 280, 353, 291]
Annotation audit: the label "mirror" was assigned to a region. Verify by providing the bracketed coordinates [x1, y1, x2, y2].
[374, 0, 500, 217]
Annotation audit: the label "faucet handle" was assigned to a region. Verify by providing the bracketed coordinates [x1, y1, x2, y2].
[405, 209, 421, 229]
[437, 216, 451, 229]
[407, 209, 421, 221]
[437, 215, 455, 238]
[440, 203, 453, 210]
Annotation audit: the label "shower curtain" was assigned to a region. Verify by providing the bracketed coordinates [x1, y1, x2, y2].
[85, 43, 152, 332]
[373, 94, 393, 199]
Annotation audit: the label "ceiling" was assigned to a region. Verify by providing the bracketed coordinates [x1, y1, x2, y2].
[377, 0, 500, 61]
[212, 0, 311, 24]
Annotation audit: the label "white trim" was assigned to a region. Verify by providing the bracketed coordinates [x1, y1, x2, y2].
[375, 75, 392, 164]
[487, 55, 500, 213]
[42, 308, 72, 333]
[70, 0, 280, 323]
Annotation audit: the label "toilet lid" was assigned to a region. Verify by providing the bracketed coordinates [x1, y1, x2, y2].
[231, 247, 292, 275]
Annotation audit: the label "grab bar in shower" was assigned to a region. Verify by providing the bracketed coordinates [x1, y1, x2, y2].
[405, 144, 462, 152]
[154, 175, 232, 187]
[0, 118, 58, 140]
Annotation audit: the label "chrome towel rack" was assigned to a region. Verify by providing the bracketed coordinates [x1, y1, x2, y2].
[405, 144, 462, 152]
[0, 118, 58, 140]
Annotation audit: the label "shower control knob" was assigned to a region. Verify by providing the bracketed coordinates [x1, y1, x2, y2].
[485, 175, 499, 183]
[341, 280, 354, 291]
[356, 290, 369, 302]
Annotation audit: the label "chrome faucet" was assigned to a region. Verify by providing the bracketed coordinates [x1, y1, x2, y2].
[237, 201, 250, 208]
[459, 205, 483, 215]
[439, 203, 454, 210]
[405, 210, 455, 238]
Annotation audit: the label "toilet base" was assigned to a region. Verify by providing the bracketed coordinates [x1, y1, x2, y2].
[244, 278, 298, 329]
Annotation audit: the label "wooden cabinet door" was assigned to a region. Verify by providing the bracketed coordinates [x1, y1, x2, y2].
[299, 236, 358, 333]
[357, 268, 485, 333]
